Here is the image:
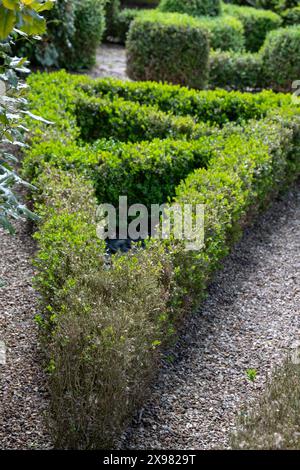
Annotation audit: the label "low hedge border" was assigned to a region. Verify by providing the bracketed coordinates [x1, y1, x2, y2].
[81, 76, 293, 124]
[158, 0, 221, 17]
[24, 71, 300, 449]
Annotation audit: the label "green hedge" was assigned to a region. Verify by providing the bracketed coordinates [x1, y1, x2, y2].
[158, 0, 221, 17]
[82, 76, 292, 124]
[124, 8, 300, 91]
[223, 3, 282, 51]
[71, 0, 106, 69]
[24, 71, 300, 449]
[261, 26, 300, 92]
[126, 11, 210, 88]
[197, 15, 245, 51]
[110, 8, 144, 42]
[75, 95, 210, 142]
[88, 137, 214, 207]
[173, 111, 300, 301]
[208, 24, 300, 92]
[32, 169, 172, 449]
[282, 6, 300, 26]
[209, 50, 263, 90]
[105, 0, 121, 37]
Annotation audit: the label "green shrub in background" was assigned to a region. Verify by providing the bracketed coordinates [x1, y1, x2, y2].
[90, 137, 214, 208]
[261, 26, 300, 91]
[83, 76, 292, 123]
[209, 50, 263, 90]
[121, 0, 159, 5]
[126, 11, 210, 88]
[16, 0, 106, 69]
[105, 0, 121, 38]
[71, 0, 106, 69]
[257, 0, 299, 10]
[158, 0, 222, 17]
[21, 0, 75, 68]
[108, 3, 244, 47]
[110, 8, 145, 43]
[197, 15, 245, 51]
[223, 3, 282, 51]
[282, 6, 300, 25]
[0, 0, 54, 233]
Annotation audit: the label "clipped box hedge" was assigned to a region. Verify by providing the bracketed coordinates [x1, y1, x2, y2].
[158, 0, 221, 17]
[261, 25, 300, 92]
[209, 50, 263, 90]
[223, 3, 282, 51]
[197, 15, 245, 51]
[24, 71, 300, 449]
[125, 8, 300, 91]
[75, 94, 207, 142]
[282, 6, 300, 26]
[81, 77, 293, 126]
[126, 11, 210, 88]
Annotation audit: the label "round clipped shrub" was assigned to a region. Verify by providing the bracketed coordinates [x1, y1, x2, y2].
[209, 50, 263, 90]
[282, 7, 300, 26]
[261, 26, 300, 91]
[158, 0, 221, 17]
[199, 15, 245, 51]
[126, 11, 210, 89]
[223, 4, 282, 52]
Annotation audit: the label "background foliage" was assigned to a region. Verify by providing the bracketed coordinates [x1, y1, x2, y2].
[0, 0, 53, 233]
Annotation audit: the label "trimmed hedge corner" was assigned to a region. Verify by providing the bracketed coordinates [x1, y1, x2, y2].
[126, 11, 210, 88]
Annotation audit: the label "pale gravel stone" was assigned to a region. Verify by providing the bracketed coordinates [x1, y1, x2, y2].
[0, 341, 6, 365]
[121, 182, 300, 450]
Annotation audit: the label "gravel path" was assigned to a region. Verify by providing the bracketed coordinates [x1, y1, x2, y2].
[0, 221, 52, 449]
[122, 182, 300, 450]
[89, 44, 128, 80]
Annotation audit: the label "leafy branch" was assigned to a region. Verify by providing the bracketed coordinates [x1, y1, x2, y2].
[0, 0, 55, 233]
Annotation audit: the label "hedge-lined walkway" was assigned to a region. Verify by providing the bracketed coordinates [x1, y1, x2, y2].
[122, 182, 300, 450]
[0, 222, 51, 449]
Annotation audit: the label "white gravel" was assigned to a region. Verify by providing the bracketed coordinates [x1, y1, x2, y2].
[0, 221, 52, 449]
[121, 182, 300, 450]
